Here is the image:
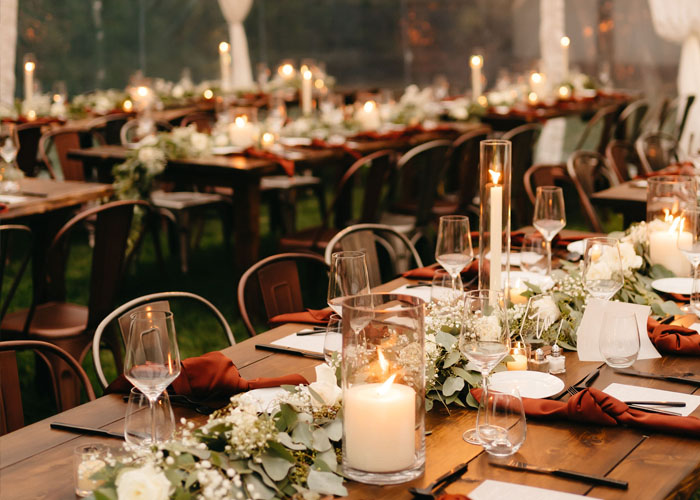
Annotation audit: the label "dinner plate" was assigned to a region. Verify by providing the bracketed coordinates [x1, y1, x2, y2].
[504, 270, 554, 290]
[567, 240, 585, 255]
[490, 370, 565, 399]
[278, 137, 312, 147]
[651, 277, 693, 295]
[211, 145, 245, 155]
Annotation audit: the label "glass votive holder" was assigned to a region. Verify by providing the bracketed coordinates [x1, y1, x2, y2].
[124, 388, 175, 447]
[506, 341, 530, 371]
[74, 443, 107, 497]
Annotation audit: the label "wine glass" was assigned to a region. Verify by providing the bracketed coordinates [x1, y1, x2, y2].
[458, 290, 510, 444]
[124, 387, 175, 447]
[124, 310, 180, 445]
[677, 206, 700, 313]
[519, 233, 547, 275]
[599, 310, 640, 368]
[323, 314, 342, 363]
[431, 268, 463, 305]
[327, 251, 370, 316]
[477, 386, 526, 457]
[533, 186, 566, 275]
[0, 124, 20, 194]
[582, 237, 624, 300]
[435, 215, 474, 290]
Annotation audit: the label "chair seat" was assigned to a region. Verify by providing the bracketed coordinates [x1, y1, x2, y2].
[1, 302, 88, 339]
[261, 175, 321, 190]
[278, 227, 339, 252]
[379, 213, 416, 234]
[151, 191, 228, 210]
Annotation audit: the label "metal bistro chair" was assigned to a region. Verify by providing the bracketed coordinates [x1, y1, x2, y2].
[614, 99, 649, 144]
[120, 119, 174, 146]
[502, 123, 542, 228]
[635, 131, 682, 174]
[86, 113, 130, 145]
[605, 139, 641, 182]
[566, 151, 619, 232]
[0, 225, 33, 337]
[238, 253, 329, 337]
[91, 291, 235, 389]
[15, 121, 43, 177]
[39, 126, 105, 181]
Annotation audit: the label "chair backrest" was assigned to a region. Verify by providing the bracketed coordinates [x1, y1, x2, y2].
[38, 127, 104, 181]
[605, 139, 640, 182]
[614, 99, 649, 144]
[237, 253, 329, 337]
[445, 127, 491, 213]
[180, 112, 214, 134]
[575, 103, 622, 154]
[678, 95, 695, 141]
[0, 340, 95, 435]
[87, 113, 130, 145]
[120, 120, 174, 145]
[635, 131, 680, 174]
[15, 122, 43, 177]
[391, 139, 452, 227]
[502, 123, 542, 227]
[46, 200, 150, 331]
[0, 225, 33, 334]
[92, 291, 235, 388]
[324, 223, 424, 287]
[566, 151, 618, 232]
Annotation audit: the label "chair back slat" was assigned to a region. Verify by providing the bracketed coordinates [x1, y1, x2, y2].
[87, 113, 130, 145]
[503, 123, 542, 227]
[117, 300, 171, 344]
[448, 127, 490, 213]
[15, 123, 42, 177]
[635, 131, 681, 174]
[257, 261, 305, 318]
[0, 226, 33, 334]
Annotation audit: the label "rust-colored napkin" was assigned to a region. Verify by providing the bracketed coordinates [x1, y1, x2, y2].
[646, 317, 700, 356]
[245, 147, 295, 176]
[510, 229, 594, 249]
[269, 308, 334, 326]
[402, 261, 479, 280]
[105, 351, 308, 400]
[309, 138, 362, 160]
[472, 387, 700, 438]
[0, 203, 7, 213]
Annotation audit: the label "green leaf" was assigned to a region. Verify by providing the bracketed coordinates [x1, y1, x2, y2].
[307, 385, 326, 406]
[280, 384, 298, 393]
[275, 403, 298, 432]
[442, 376, 464, 397]
[277, 431, 306, 450]
[466, 391, 479, 409]
[174, 487, 192, 500]
[312, 427, 332, 452]
[425, 398, 434, 412]
[323, 418, 343, 441]
[93, 488, 117, 500]
[164, 468, 187, 487]
[307, 470, 348, 497]
[243, 471, 277, 500]
[267, 441, 296, 462]
[443, 349, 461, 368]
[291, 421, 313, 448]
[247, 461, 280, 492]
[168, 443, 211, 460]
[315, 448, 339, 473]
[261, 451, 295, 481]
[435, 330, 457, 350]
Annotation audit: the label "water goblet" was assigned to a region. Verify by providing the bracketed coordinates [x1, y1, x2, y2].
[533, 186, 566, 275]
[435, 215, 474, 290]
[477, 386, 526, 457]
[124, 387, 176, 447]
[599, 310, 640, 368]
[323, 314, 342, 363]
[582, 237, 624, 300]
[327, 251, 370, 316]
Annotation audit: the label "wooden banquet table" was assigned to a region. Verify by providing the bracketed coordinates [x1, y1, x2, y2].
[590, 181, 647, 227]
[1, 277, 699, 499]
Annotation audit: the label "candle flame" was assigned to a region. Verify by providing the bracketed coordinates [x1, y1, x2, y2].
[261, 132, 275, 146]
[377, 373, 397, 396]
[303, 70, 312, 80]
[136, 86, 148, 97]
[219, 41, 230, 53]
[378, 348, 389, 372]
[26, 110, 36, 121]
[363, 100, 376, 113]
[235, 116, 248, 127]
[24, 61, 35, 72]
[123, 99, 133, 112]
[528, 91, 538, 104]
[531, 72, 542, 84]
[561, 36, 570, 47]
[314, 79, 324, 89]
[203, 89, 214, 99]
[558, 86, 570, 98]
[669, 215, 685, 234]
[470, 54, 483, 68]
[279, 64, 294, 77]
[489, 169, 501, 185]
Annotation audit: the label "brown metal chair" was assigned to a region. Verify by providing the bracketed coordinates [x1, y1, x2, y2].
[38, 127, 105, 181]
[0, 340, 96, 435]
[180, 112, 215, 134]
[0, 200, 149, 410]
[86, 113, 130, 145]
[237, 253, 329, 337]
[279, 150, 396, 253]
[120, 119, 174, 145]
[567, 151, 619, 232]
[575, 103, 622, 155]
[605, 139, 641, 182]
[0, 225, 34, 337]
[614, 99, 649, 144]
[15, 122, 43, 177]
[635, 131, 681, 174]
[502, 123, 542, 227]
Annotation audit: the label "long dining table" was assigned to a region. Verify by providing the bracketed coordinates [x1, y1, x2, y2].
[1, 276, 699, 499]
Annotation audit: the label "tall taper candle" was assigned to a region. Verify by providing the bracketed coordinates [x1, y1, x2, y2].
[561, 36, 570, 79]
[301, 69, 313, 115]
[489, 169, 502, 294]
[219, 42, 232, 92]
[470, 55, 483, 98]
[24, 60, 35, 103]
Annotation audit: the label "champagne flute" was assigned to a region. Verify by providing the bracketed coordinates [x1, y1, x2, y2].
[435, 215, 474, 290]
[327, 251, 370, 316]
[677, 206, 700, 313]
[124, 310, 181, 445]
[0, 124, 17, 165]
[533, 186, 566, 275]
[582, 237, 624, 300]
[458, 290, 510, 444]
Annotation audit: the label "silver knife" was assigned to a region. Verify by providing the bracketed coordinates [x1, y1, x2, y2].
[491, 461, 628, 489]
[51, 422, 124, 439]
[614, 368, 700, 386]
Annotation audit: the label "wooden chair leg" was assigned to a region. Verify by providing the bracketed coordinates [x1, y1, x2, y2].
[177, 211, 191, 274]
[0, 351, 24, 434]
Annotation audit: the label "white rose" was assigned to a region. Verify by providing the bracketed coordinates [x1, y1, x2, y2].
[308, 364, 341, 408]
[531, 295, 560, 329]
[474, 314, 502, 342]
[585, 259, 611, 281]
[116, 464, 171, 500]
[617, 241, 642, 275]
[137, 146, 165, 164]
[172, 84, 185, 99]
[190, 132, 210, 154]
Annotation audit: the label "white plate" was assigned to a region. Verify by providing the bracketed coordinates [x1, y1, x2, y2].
[278, 137, 312, 147]
[490, 370, 564, 399]
[629, 179, 648, 189]
[485, 251, 520, 267]
[651, 277, 693, 295]
[567, 240, 585, 255]
[504, 270, 554, 290]
[211, 145, 245, 155]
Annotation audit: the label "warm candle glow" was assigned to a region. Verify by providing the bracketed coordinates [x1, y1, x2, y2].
[470, 54, 483, 68]
[26, 110, 36, 121]
[302, 70, 312, 81]
[314, 79, 324, 89]
[24, 61, 35, 72]
[363, 100, 376, 113]
[203, 89, 214, 99]
[300, 64, 309, 74]
[122, 99, 133, 112]
[560, 36, 570, 48]
[378, 348, 389, 372]
[528, 91, 538, 104]
[235, 116, 248, 127]
[136, 86, 148, 98]
[489, 169, 501, 185]
[477, 95, 488, 107]
[279, 63, 294, 77]
[261, 132, 275, 148]
[530, 72, 543, 84]
[558, 85, 571, 99]
[376, 373, 397, 396]
[219, 41, 229, 53]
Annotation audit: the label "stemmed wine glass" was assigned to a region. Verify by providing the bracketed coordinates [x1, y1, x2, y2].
[533, 186, 566, 275]
[677, 206, 700, 314]
[327, 251, 371, 316]
[581, 237, 624, 300]
[0, 124, 20, 193]
[435, 215, 474, 290]
[458, 290, 510, 444]
[124, 310, 181, 445]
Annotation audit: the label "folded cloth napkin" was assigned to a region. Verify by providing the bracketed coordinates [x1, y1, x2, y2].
[105, 351, 308, 400]
[510, 229, 594, 249]
[0, 203, 7, 213]
[646, 318, 700, 355]
[244, 147, 295, 176]
[436, 495, 468, 500]
[309, 138, 362, 160]
[269, 308, 334, 326]
[402, 261, 479, 280]
[472, 387, 700, 438]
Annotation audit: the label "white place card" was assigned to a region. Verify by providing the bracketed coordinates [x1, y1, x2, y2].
[469, 480, 599, 500]
[576, 298, 660, 362]
[271, 331, 325, 354]
[602, 383, 700, 417]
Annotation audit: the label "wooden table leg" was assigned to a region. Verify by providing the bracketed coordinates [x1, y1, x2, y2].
[233, 176, 261, 275]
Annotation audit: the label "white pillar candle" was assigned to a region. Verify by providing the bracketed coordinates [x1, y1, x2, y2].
[77, 459, 105, 493]
[649, 229, 692, 277]
[355, 100, 381, 130]
[24, 60, 35, 103]
[530, 72, 547, 97]
[506, 353, 528, 371]
[561, 36, 570, 80]
[488, 170, 502, 294]
[301, 69, 313, 116]
[344, 378, 416, 472]
[219, 41, 232, 92]
[470, 55, 483, 98]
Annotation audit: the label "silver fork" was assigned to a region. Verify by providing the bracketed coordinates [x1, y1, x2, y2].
[554, 365, 602, 400]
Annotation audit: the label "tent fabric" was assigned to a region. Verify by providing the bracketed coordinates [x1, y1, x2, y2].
[539, 0, 565, 89]
[0, 0, 18, 105]
[649, 0, 700, 149]
[218, 0, 254, 90]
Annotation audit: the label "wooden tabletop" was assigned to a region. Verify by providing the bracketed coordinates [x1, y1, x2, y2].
[1, 277, 699, 498]
[591, 181, 647, 226]
[0, 178, 113, 220]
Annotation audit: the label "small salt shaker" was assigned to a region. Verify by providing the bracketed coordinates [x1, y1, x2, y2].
[528, 348, 549, 372]
[547, 344, 566, 374]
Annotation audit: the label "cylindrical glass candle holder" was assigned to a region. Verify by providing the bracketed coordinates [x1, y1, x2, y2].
[479, 140, 512, 294]
[341, 293, 425, 485]
[646, 175, 696, 276]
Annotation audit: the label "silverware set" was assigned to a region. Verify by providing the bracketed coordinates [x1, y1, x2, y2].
[490, 460, 628, 489]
